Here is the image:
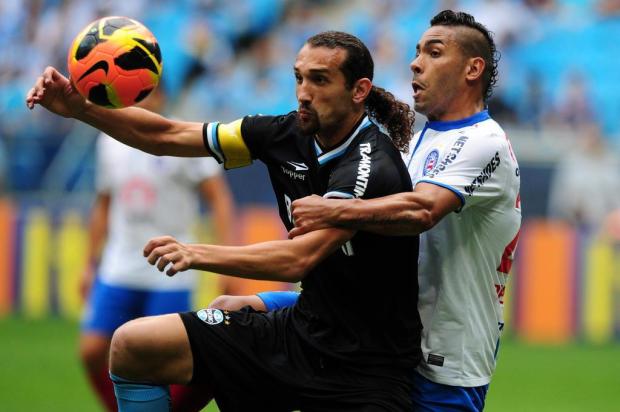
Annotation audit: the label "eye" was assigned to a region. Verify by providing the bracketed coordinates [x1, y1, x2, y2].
[430, 49, 441, 58]
[294, 73, 302, 84]
[313, 75, 327, 84]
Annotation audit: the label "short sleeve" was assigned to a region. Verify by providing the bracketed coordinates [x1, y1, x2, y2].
[183, 156, 223, 185]
[95, 133, 113, 193]
[325, 139, 409, 200]
[202, 113, 292, 169]
[240, 114, 291, 160]
[419, 134, 509, 209]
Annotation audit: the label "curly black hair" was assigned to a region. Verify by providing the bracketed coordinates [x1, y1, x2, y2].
[306, 31, 413, 152]
[430, 10, 500, 102]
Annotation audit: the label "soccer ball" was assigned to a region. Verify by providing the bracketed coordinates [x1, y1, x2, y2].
[67, 16, 162, 109]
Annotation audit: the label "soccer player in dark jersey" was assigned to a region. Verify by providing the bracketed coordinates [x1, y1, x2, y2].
[210, 11, 520, 412]
[27, 32, 421, 411]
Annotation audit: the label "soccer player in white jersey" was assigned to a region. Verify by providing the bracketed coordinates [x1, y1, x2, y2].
[230, 10, 521, 411]
[79, 87, 234, 412]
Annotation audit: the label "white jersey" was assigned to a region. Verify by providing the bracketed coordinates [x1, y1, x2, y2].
[404, 111, 521, 387]
[96, 133, 222, 290]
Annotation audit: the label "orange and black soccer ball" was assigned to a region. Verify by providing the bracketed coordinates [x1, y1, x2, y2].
[67, 16, 162, 108]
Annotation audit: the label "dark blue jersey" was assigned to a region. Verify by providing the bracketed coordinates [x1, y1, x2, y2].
[203, 112, 421, 367]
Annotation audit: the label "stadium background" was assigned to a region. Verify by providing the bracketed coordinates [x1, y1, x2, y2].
[1, 0, 619, 410]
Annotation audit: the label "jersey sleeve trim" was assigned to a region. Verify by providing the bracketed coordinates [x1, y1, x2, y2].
[202, 122, 224, 164]
[323, 191, 355, 199]
[416, 179, 466, 208]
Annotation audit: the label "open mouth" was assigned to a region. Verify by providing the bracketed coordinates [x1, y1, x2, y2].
[412, 81, 424, 94]
[412, 81, 425, 100]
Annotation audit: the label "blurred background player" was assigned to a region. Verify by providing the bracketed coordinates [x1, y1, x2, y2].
[79, 85, 234, 411]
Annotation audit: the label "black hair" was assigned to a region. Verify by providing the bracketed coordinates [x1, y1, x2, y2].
[306, 31, 413, 152]
[430, 10, 499, 102]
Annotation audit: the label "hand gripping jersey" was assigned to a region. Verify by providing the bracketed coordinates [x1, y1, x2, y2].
[204, 112, 422, 368]
[96, 134, 222, 290]
[404, 110, 521, 387]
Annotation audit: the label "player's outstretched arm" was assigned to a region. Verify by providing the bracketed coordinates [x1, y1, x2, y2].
[26, 66, 207, 157]
[289, 183, 461, 237]
[143, 228, 353, 282]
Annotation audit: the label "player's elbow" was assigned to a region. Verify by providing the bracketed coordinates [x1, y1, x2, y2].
[416, 208, 440, 232]
[281, 255, 315, 282]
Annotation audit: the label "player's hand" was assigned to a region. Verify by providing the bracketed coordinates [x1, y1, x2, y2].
[25, 66, 87, 117]
[289, 194, 336, 238]
[144, 236, 194, 277]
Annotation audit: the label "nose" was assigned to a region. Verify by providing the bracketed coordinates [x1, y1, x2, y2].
[410, 56, 422, 75]
[296, 80, 311, 105]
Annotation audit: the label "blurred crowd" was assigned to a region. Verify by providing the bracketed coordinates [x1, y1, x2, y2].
[2, 0, 620, 228]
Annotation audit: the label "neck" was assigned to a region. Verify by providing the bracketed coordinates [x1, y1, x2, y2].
[315, 111, 365, 149]
[427, 91, 485, 122]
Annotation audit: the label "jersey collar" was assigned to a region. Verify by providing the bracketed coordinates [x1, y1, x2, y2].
[314, 115, 372, 166]
[426, 110, 490, 131]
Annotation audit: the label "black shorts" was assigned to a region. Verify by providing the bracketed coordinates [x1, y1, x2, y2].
[179, 306, 413, 411]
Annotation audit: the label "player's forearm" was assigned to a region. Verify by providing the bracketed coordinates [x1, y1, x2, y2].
[188, 241, 316, 282]
[332, 193, 436, 236]
[188, 229, 350, 282]
[76, 102, 205, 157]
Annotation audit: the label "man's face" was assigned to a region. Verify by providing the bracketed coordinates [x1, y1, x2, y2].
[294, 44, 354, 136]
[410, 26, 468, 119]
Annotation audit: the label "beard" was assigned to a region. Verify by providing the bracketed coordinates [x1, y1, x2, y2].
[297, 108, 320, 136]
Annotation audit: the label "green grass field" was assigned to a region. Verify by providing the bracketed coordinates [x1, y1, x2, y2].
[1, 317, 618, 411]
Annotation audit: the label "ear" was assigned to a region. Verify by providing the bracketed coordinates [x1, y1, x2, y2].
[352, 78, 372, 104]
[465, 57, 486, 82]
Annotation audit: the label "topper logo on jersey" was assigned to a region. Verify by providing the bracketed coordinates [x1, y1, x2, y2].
[423, 150, 439, 176]
[287, 161, 309, 171]
[464, 151, 501, 195]
[353, 143, 372, 197]
[281, 161, 307, 181]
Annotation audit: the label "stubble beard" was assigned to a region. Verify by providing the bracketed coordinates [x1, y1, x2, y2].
[297, 112, 320, 136]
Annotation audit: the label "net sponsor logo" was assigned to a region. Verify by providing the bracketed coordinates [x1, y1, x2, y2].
[426, 136, 468, 178]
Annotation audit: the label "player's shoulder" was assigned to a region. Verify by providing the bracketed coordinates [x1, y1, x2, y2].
[466, 117, 506, 142]
[355, 122, 403, 157]
[340, 122, 411, 190]
[458, 117, 513, 156]
[243, 111, 297, 129]
[239, 111, 300, 144]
